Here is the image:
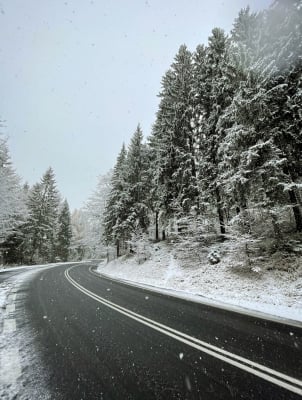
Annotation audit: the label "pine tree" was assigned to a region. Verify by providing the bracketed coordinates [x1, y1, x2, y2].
[124, 125, 150, 234]
[84, 171, 112, 257]
[103, 144, 129, 256]
[24, 167, 60, 263]
[217, 2, 302, 234]
[0, 135, 27, 247]
[192, 28, 233, 234]
[262, 0, 302, 231]
[56, 199, 72, 261]
[149, 45, 198, 226]
[214, 8, 265, 221]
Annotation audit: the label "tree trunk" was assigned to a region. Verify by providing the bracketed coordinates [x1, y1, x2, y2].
[116, 240, 120, 258]
[162, 229, 166, 241]
[288, 189, 302, 232]
[240, 199, 251, 234]
[215, 187, 225, 234]
[155, 211, 159, 241]
[270, 211, 282, 242]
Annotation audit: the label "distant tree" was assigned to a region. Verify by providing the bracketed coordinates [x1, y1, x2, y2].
[124, 125, 150, 234]
[103, 144, 129, 256]
[70, 209, 90, 260]
[23, 168, 60, 263]
[56, 199, 72, 261]
[84, 171, 112, 258]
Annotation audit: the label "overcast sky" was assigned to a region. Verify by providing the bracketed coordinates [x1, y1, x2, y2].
[0, 0, 271, 210]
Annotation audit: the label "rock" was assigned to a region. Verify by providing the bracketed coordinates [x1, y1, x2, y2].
[208, 250, 221, 264]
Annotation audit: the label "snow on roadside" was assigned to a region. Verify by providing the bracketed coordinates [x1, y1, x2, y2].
[0, 264, 63, 400]
[97, 242, 302, 323]
[0, 281, 12, 311]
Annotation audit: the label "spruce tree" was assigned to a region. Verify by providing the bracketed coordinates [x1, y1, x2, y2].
[56, 199, 72, 261]
[0, 136, 27, 247]
[103, 144, 128, 256]
[124, 125, 150, 233]
[24, 168, 60, 263]
[217, 2, 302, 234]
[263, 0, 302, 231]
[150, 45, 198, 224]
[192, 28, 232, 234]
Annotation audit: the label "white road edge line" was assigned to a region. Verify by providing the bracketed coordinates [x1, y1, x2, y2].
[3, 319, 16, 333]
[8, 293, 17, 302]
[65, 266, 302, 396]
[0, 348, 22, 384]
[5, 304, 15, 314]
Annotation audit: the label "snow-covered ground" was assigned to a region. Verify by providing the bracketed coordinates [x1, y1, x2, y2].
[97, 240, 302, 324]
[0, 264, 62, 399]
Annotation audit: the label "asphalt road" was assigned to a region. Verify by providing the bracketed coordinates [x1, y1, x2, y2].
[7, 263, 302, 399]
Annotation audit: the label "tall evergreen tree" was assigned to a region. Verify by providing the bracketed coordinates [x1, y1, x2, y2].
[217, 2, 302, 233]
[103, 144, 129, 256]
[0, 135, 27, 246]
[262, 0, 302, 231]
[124, 125, 150, 233]
[56, 199, 72, 261]
[24, 167, 60, 263]
[150, 45, 198, 223]
[192, 28, 233, 233]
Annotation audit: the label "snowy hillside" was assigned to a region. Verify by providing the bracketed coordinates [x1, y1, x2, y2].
[97, 240, 302, 323]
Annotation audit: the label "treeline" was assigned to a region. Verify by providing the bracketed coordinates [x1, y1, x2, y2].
[103, 1, 302, 255]
[0, 137, 72, 264]
[70, 172, 112, 260]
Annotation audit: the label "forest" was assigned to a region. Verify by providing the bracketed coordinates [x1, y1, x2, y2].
[0, 0, 301, 266]
[102, 0, 302, 261]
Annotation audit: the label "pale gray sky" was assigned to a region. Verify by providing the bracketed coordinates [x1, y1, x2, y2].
[0, 0, 271, 210]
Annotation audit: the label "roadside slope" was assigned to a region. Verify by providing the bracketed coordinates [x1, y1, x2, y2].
[97, 241, 302, 323]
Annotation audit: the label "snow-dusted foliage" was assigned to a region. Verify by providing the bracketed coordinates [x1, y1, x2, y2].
[103, 143, 129, 256]
[70, 208, 90, 260]
[22, 168, 61, 264]
[0, 136, 27, 247]
[0, 134, 73, 264]
[56, 199, 72, 261]
[101, 0, 302, 265]
[80, 171, 112, 259]
[103, 127, 152, 255]
[149, 45, 198, 220]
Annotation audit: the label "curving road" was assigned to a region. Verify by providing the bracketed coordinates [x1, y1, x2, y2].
[4, 262, 302, 399]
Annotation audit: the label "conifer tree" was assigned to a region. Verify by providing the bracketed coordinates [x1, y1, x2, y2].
[262, 0, 302, 231]
[0, 136, 27, 246]
[103, 144, 128, 256]
[192, 28, 232, 234]
[84, 171, 112, 257]
[150, 45, 198, 223]
[217, 3, 302, 233]
[124, 125, 150, 233]
[24, 167, 60, 263]
[70, 209, 89, 260]
[56, 199, 72, 261]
